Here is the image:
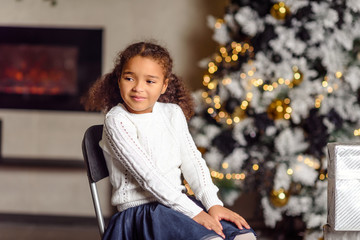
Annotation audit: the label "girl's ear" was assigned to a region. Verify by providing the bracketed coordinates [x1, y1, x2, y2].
[161, 78, 169, 94]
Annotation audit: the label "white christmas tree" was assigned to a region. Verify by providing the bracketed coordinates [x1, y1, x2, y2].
[190, 0, 360, 239]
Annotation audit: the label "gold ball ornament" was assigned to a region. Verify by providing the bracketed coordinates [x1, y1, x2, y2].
[266, 98, 291, 120]
[270, 2, 291, 20]
[269, 188, 290, 207]
[232, 106, 247, 120]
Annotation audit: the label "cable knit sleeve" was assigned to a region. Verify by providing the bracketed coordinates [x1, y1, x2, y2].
[101, 111, 203, 218]
[173, 105, 223, 210]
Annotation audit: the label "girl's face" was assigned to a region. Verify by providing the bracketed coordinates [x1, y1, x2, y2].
[119, 56, 168, 114]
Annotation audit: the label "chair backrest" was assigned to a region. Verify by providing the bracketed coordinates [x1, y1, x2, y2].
[82, 124, 109, 183]
[82, 124, 109, 237]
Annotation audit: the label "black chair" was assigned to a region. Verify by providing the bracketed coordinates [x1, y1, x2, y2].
[82, 124, 109, 237]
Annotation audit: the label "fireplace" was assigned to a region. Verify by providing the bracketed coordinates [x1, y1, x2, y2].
[0, 26, 102, 111]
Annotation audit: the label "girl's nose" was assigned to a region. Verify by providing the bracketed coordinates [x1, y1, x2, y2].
[132, 80, 144, 92]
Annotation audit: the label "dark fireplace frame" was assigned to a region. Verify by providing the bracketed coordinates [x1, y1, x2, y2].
[0, 26, 102, 111]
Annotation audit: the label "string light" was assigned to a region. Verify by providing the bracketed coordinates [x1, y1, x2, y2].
[211, 169, 247, 180]
[335, 71, 342, 78]
[203, 75, 211, 85]
[220, 47, 227, 54]
[354, 128, 360, 136]
[214, 19, 224, 29]
[319, 173, 326, 180]
[315, 95, 323, 108]
[213, 95, 221, 103]
[297, 155, 321, 169]
[222, 77, 232, 85]
[218, 111, 226, 118]
[207, 81, 217, 90]
[222, 162, 229, 169]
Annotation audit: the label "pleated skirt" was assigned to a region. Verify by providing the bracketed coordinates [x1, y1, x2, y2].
[103, 197, 256, 240]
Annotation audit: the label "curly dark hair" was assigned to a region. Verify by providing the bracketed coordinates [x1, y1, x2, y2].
[81, 41, 194, 120]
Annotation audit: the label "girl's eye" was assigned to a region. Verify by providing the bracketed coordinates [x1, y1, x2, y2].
[147, 80, 155, 84]
[124, 77, 133, 81]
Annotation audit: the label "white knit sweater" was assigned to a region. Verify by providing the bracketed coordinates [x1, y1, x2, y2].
[99, 102, 223, 218]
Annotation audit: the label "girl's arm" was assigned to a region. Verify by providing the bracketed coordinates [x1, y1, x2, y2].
[173, 105, 251, 230]
[102, 112, 203, 219]
[173, 105, 223, 210]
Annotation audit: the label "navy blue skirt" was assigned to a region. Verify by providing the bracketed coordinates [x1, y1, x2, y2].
[103, 197, 256, 240]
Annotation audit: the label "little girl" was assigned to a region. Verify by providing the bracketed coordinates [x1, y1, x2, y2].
[83, 41, 256, 240]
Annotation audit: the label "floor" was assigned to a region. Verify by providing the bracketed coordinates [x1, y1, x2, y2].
[0, 214, 101, 240]
[0, 222, 99, 240]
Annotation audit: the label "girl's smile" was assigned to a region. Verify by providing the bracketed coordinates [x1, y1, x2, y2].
[131, 95, 146, 101]
[118, 56, 168, 114]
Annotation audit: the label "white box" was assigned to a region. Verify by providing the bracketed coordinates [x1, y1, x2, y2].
[324, 224, 360, 240]
[327, 143, 360, 231]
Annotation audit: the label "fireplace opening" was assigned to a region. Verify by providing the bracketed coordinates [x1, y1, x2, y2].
[0, 26, 102, 111]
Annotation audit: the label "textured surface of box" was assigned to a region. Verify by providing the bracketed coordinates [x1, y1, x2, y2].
[324, 224, 360, 240]
[327, 143, 360, 231]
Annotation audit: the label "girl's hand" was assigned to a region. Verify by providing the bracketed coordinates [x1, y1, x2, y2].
[193, 210, 225, 239]
[208, 205, 251, 230]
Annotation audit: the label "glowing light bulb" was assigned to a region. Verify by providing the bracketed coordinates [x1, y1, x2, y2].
[218, 111, 226, 118]
[201, 92, 208, 98]
[222, 162, 229, 169]
[335, 71, 342, 78]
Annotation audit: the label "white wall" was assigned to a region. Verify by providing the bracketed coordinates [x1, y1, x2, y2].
[0, 0, 226, 216]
